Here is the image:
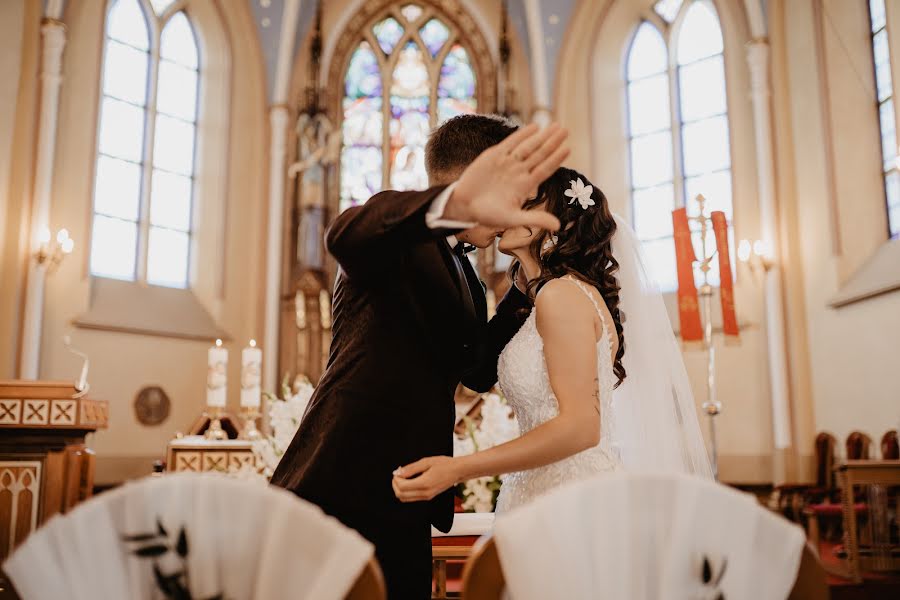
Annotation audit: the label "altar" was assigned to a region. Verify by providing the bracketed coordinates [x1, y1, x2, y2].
[166, 435, 257, 474]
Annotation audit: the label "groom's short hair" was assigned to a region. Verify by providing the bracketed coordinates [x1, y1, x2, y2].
[425, 114, 517, 184]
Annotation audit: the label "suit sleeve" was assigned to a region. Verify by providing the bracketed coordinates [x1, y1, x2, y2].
[325, 186, 462, 280]
[461, 284, 533, 393]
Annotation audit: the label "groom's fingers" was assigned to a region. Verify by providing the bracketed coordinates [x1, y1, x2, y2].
[523, 127, 568, 172]
[496, 122, 538, 157]
[508, 209, 561, 232]
[510, 123, 560, 165]
[530, 146, 571, 185]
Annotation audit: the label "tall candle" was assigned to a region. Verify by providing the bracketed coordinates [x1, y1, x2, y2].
[207, 339, 227, 408]
[241, 339, 262, 408]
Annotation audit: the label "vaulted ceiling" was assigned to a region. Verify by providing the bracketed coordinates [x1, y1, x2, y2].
[247, 0, 766, 105]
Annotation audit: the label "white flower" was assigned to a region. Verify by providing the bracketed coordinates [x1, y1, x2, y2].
[455, 392, 520, 512]
[249, 378, 316, 478]
[564, 178, 595, 210]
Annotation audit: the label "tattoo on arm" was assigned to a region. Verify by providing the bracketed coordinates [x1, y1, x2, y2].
[592, 375, 601, 415]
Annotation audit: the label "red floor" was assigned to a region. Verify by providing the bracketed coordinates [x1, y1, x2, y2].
[817, 540, 900, 599]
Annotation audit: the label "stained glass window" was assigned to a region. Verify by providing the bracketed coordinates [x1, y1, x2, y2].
[868, 0, 900, 238]
[653, 0, 683, 23]
[420, 18, 450, 56]
[626, 0, 734, 291]
[91, 0, 199, 288]
[401, 4, 423, 23]
[149, 0, 175, 15]
[373, 17, 404, 54]
[340, 4, 477, 212]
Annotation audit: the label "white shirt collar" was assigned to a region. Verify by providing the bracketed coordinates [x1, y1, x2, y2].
[446, 235, 459, 248]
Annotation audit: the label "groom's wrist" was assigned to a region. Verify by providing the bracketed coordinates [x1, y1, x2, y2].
[442, 185, 475, 224]
[427, 182, 477, 229]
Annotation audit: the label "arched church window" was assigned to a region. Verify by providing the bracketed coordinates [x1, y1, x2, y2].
[626, 0, 734, 291]
[867, 0, 900, 238]
[340, 3, 478, 213]
[90, 0, 200, 288]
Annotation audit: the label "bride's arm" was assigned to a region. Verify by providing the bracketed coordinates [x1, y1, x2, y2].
[393, 279, 602, 502]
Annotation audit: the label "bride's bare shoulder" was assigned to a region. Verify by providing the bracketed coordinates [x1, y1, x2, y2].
[534, 278, 596, 328]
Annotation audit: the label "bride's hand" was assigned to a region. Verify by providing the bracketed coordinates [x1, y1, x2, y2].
[391, 456, 461, 503]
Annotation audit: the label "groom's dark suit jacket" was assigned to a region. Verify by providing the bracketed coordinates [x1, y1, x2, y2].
[270, 186, 530, 533]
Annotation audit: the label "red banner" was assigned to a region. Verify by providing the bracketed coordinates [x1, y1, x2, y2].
[711, 211, 739, 340]
[672, 208, 703, 344]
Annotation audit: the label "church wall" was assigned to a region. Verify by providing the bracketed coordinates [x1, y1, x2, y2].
[0, 0, 41, 378]
[557, 0, 774, 482]
[775, 0, 900, 454]
[35, 0, 269, 484]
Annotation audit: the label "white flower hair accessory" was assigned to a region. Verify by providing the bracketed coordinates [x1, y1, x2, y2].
[565, 178, 595, 210]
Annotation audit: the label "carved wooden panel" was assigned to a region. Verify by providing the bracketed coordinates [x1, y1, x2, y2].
[0, 462, 41, 558]
[0, 398, 108, 429]
[166, 439, 259, 475]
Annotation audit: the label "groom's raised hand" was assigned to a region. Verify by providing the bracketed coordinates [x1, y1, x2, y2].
[443, 123, 569, 231]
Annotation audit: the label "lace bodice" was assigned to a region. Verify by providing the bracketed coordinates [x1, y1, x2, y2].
[495, 277, 622, 513]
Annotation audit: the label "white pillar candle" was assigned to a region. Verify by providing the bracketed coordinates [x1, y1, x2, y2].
[207, 339, 227, 408]
[241, 339, 262, 408]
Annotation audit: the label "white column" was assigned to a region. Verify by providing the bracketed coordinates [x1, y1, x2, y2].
[19, 19, 67, 379]
[262, 0, 302, 392]
[263, 105, 289, 392]
[522, 0, 552, 126]
[746, 40, 792, 449]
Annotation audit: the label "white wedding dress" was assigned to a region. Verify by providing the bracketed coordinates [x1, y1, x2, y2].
[495, 276, 623, 513]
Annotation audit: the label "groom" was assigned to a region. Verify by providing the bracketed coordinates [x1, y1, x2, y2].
[271, 114, 567, 598]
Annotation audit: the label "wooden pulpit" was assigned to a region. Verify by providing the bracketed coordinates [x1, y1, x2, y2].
[0, 380, 108, 565]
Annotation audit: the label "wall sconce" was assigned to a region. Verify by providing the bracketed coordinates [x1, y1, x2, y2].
[35, 227, 74, 271]
[737, 238, 775, 275]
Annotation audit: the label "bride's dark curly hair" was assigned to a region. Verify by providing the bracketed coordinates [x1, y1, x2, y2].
[510, 167, 626, 387]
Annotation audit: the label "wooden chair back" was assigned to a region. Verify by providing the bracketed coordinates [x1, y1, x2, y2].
[845, 431, 873, 460]
[881, 430, 899, 460]
[814, 432, 837, 488]
[345, 558, 386, 600]
[462, 537, 827, 600]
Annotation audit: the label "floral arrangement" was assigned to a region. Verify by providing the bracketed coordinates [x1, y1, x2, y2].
[249, 376, 315, 479]
[454, 392, 520, 513]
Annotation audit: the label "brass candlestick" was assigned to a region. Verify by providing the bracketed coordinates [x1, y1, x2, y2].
[204, 406, 228, 440]
[239, 405, 263, 441]
[688, 194, 722, 481]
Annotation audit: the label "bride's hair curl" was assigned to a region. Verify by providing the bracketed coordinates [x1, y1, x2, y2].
[510, 167, 626, 387]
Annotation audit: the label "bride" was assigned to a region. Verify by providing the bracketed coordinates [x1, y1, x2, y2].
[392, 167, 713, 512]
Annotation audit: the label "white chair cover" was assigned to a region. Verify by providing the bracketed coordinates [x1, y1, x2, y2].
[3, 473, 373, 600]
[493, 473, 805, 600]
